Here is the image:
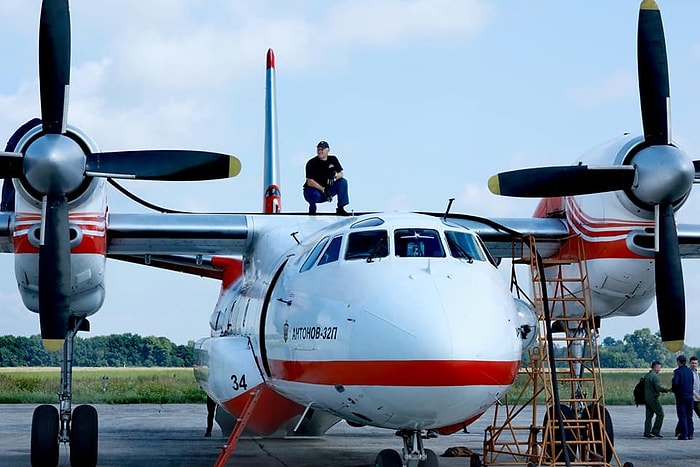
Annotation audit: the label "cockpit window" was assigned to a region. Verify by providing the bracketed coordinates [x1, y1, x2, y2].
[318, 236, 343, 266]
[345, 230, 388, 261]
[394, 229, 445, 257]
[350, 217, 385, 229]
[445, 231, 487, 262]
[300, 237, 329, 272]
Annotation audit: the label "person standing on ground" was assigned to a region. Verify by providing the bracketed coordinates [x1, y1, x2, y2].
[303, 140, 350, 215]
[205, 395, 216, 437]
[689, 356, 700, 420]
[644, 360, 670, 438]
[672, 354, 695, 440]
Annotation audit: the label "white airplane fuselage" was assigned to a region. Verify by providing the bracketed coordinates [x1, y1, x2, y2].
[196, 212, 526, 433]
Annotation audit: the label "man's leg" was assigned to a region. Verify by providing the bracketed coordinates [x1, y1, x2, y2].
[644, 406, 653, 436]
[651, 404, 664, 436]
[303, 187, 324, 214]
[332, 178, 349, 208]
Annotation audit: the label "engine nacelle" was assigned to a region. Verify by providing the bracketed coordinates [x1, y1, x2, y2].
[9, 123, 108, 319]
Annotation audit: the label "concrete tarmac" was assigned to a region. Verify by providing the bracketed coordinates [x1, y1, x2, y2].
[0, 404, 696, 466]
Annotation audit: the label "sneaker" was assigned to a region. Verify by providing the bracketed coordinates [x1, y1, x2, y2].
[651, 433, 663, 438]
[678, 436, 688, 440]
[643, 434, 652, 439]
[336, 206, 350, 216]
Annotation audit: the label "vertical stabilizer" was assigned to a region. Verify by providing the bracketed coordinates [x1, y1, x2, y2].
[263, 49, 281, 213]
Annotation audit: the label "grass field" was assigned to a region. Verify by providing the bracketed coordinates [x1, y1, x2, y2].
[0, 367, 205, 404]
[0, 367, 680, 405]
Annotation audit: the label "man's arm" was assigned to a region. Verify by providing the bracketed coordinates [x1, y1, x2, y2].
[306, 178, 325, 191]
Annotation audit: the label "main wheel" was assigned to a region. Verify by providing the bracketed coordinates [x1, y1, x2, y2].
[375, 448, 402, 467]
[583, 404, 614, 463]
[470, 452, 482, 467]
[70, 404, 98, 467]
[419, 448, 439, 467]
[31, 404, 59, 467]
[542, 405, 578, 462]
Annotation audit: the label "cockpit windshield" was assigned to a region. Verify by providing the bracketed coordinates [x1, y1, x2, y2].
[445, 231, 487, 262]
[394, 229, 445, 257]
[345, 230, 389, 261]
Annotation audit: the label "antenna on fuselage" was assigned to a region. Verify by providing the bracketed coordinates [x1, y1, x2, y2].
[443, 198, 455, 220]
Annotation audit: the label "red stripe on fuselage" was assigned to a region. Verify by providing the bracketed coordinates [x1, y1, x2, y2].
[268, 359, 519, 387]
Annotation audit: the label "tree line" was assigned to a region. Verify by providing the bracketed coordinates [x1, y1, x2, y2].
[1, 328, 698, 368]
[0, 333, 194, 367]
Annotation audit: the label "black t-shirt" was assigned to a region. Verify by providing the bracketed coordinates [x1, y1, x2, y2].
[304, 155, 343, 188]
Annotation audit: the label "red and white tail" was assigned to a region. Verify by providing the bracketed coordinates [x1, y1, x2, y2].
[263, 49, 281, 213]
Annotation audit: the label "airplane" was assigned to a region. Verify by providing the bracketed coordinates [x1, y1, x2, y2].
[4, 1, 699, 467]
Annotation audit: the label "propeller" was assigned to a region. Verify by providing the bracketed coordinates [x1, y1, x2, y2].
[10, 0, 241, 351]
[487, 0, 693, 351]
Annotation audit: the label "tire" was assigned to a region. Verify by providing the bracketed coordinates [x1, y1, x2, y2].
[583, 403, 614, 463]
[542, 405, 578, 462]
[31, 404, 59, 467]
[375, 448, 402, 467]
[470, 452, 482, 467]
[70, 404, 99, 467]
[419, 449, 439, 467]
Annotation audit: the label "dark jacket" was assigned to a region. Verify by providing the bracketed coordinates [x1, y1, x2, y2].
[672, 364, 694, 399]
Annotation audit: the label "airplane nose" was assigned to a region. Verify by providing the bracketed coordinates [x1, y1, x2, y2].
[350, 261, 522, 363]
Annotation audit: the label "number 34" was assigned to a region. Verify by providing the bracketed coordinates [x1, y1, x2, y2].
[230, 373, 248, 391]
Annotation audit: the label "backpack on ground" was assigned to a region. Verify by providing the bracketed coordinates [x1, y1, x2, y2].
[633, 376, 646, 406]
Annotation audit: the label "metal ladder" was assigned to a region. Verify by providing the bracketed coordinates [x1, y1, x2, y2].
[214, 386, 263, 467]
[482, 235, 621, 466]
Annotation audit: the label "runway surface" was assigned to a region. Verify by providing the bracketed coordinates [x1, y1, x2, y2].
[0, 404, 696, 466]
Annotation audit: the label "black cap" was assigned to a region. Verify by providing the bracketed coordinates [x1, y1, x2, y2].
[317, 141, 329, 149]
[677, 355, 687, 364]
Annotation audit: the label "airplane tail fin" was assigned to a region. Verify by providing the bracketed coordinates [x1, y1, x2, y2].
[263, 49, 281, 213]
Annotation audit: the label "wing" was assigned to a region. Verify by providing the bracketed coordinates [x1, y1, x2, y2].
[106, 212, 339, 276]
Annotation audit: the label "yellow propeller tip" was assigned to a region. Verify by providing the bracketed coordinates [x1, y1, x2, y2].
[640, 0, 659, 11]
[43, 339, 65, 352]
[229, 157, 242, 177]
[664, 340, 683, 352]
[487, 175, 501, 195]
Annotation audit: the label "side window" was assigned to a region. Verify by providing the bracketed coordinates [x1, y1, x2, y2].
[318, 236, 343, 266]
[394, 229, 445, 257]
[445, 231, 487, 262]
[300, 237, 329, 272]
[345, 230, 388, 260]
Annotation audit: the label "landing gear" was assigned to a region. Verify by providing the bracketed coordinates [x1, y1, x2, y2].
[373, 430, 439, 467]
[30, 404, 59, 466]
[30, 318, 97, 467]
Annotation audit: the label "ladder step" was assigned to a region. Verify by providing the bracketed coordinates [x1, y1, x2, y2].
[214, 386, 264, 467]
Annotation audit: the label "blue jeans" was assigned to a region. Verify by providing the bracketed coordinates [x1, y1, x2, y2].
[304, 178, 349, 213]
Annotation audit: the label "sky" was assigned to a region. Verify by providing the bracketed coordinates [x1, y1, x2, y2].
[0, 0, 700, 346]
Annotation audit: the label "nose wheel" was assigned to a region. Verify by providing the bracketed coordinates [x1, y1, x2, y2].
[373, 430, 439, 466]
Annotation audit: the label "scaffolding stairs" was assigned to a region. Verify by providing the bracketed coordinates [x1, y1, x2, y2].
[481, 235, 621, 467]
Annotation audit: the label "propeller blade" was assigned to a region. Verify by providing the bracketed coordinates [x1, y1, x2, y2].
[638, 0, 670, 145]
[38, 194, 71, 351]
[0, 152, 25, 178]
[488, 165, 636, 198]
[39, 0, 71, 135]
[85, 150, 241, 181]
[654, 202, 685, 351]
